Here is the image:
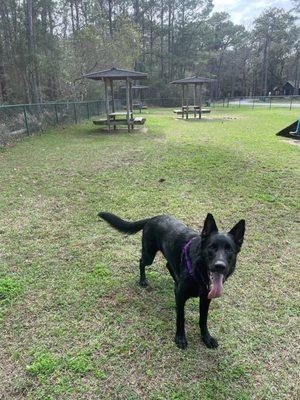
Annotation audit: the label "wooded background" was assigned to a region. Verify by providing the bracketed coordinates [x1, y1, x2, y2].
[0, 0, 299, 104]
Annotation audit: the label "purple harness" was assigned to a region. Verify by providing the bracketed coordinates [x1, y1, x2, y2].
[181, 238, 207, 296]
[181, 237, 196, 277]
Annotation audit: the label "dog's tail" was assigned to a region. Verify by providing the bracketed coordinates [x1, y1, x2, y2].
[98, 212, 149, 235]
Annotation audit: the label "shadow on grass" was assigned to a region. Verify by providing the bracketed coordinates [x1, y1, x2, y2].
[84, 126, 147, 136]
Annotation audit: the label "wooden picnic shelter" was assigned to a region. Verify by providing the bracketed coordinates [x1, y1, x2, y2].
[121, 84, 149, 113]
[83, 67, 147, 131]
[170, 76, 215, 119]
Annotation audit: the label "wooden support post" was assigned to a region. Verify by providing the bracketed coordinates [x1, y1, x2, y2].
[181, 85, 185, 119]
[110, 78, 116, 130]
[126, 78, 131, 132]
[140, 89, 142, 113]
[194, 84, 197, 118]
[104, 79, 110, 132]
[199, 84, 202, 119]
[186, 85, 189, 119]
[129, 80, 134, 130]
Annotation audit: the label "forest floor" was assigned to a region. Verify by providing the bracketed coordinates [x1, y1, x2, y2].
[0, 107, 299, 400]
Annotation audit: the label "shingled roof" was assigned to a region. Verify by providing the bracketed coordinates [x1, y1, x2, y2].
[83, 67, 147, 81]
[285, 81, 300, 89]
[170, 76, 215, 84]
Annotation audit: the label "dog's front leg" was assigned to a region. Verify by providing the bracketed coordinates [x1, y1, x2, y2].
[199, 295, 218, 349]
[175, 290, 188, 349]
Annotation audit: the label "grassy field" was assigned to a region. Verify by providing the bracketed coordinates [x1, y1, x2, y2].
[0, 107, 299, 399]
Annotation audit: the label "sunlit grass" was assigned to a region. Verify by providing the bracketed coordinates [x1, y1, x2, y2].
[0, 107, 299, 399]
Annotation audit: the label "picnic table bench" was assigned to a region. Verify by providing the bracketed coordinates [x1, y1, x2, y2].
[173, 107, 211, 115]
[93, 111, 146, 127]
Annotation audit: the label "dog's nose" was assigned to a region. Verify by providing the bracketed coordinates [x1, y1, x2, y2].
[214, 261, 226, 272]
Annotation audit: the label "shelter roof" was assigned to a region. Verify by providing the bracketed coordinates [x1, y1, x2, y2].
[83, 67, 147, 81]
[170, 76, 215, 84]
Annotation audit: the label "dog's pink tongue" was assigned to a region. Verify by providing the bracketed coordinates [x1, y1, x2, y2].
[208, 274, 224, 299]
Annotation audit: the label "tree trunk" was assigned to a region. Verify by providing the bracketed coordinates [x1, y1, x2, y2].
[262, 37, 269, 96]
[108, 0, 113, 37]
[26, 0, 41, 103]
[160, 0, 164, 79]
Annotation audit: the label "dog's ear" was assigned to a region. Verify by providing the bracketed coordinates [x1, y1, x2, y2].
[228, 220, 245, 250]
[201, 213, 218, 237]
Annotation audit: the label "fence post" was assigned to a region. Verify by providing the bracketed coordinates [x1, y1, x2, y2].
[227, 97, 229, 107]
[269, 96, 272, 109]
[87, 102, 90, 119]
[54, 103, 59, 124]
[239, 98, 241, 107]
[23, 106, 29, 135]
[223, 98, 225, 107]
[289, 96, 293, 110]
[252, 98, 255, 109]
[73, 102, 77, 123]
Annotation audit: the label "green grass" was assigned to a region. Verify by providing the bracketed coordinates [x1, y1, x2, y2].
[0, 276, 21, 302]
[0, 107, 299, 399]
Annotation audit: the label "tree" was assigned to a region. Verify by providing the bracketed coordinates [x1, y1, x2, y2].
[0, 0, 299, 104]
[252, 8, 297, 96]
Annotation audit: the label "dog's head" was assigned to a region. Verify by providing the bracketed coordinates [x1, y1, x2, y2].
[201, 213, 245, 299]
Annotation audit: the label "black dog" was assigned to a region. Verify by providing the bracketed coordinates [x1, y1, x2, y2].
[98, 212, 245, 349]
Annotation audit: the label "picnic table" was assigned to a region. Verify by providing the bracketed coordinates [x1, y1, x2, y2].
[170, 76, 215, 119]
[93, 111, 146, 128]
[83, 67, 148, 132]
[173, 106, 211, 118]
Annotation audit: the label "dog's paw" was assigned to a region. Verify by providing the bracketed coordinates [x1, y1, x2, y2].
[202, 334, 219, 349]
[175, 334, 188, 349]
[139, 279, 148, 287]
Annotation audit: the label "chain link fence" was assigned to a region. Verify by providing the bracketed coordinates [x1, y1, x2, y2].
[143, 95, 300, 109]
[1, 95, 299, 146]
[0, 100, 121, 146]
[211, 95, 300, 110]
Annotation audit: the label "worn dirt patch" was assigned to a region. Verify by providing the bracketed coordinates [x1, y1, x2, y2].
[91, 126, 148, 134]
[284, 138, 300, 146]
[175, 115, 244, 122]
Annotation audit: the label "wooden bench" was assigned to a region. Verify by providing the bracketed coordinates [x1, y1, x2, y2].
[93, 119, 128, 126]
[173, 108, 211, 115]
[93, 118, 146, 127]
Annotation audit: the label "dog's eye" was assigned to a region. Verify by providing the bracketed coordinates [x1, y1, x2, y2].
[210, 244, 217, 251]
[225, 244, 232, 252]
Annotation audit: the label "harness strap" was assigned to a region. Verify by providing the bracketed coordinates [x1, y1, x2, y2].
[181, 237, 196, 277]
[181, 237, 207, 296]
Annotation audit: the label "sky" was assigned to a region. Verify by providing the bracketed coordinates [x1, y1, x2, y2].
[213, 0, 294, 27]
